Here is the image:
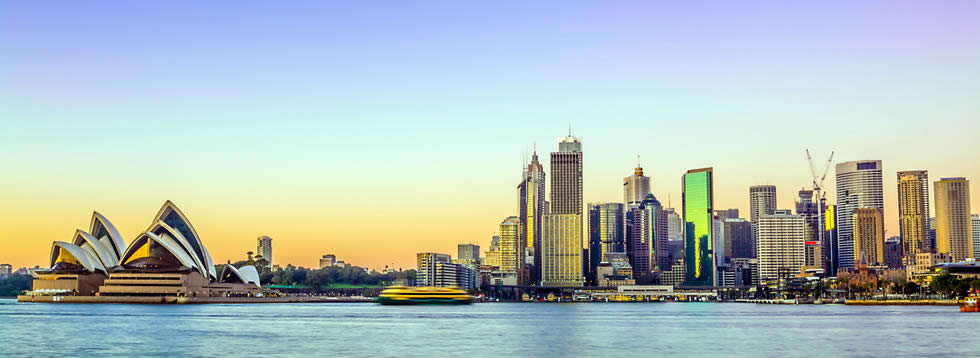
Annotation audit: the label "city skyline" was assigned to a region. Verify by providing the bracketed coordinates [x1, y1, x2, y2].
[2, 2, 980, 271]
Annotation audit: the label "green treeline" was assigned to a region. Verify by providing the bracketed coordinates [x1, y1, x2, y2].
[0, 274, 32, 297]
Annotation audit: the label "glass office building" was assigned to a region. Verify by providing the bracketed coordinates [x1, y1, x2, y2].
[683, 168, 715, 287]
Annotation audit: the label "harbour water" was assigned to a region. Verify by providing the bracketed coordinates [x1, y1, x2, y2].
[1, 299, 977, 357]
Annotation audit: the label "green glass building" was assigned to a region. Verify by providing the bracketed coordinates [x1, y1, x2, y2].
[683, 168, 715, 287]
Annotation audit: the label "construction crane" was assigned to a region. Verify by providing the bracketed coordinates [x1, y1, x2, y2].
[806, 149, 835, 269]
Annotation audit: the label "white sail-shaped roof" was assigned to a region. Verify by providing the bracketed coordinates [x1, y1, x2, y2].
[120, 232, 201, 273]
[153, 201, 215, 279]
[146, 220, 206, 276]
[90, 212, 126, 259]
[220, 265, 261, 287]
[50, 241, 107, 274]
[236, 265, 261, 287]
[71, 229, 119, 269]
[219, 264, 247, 284]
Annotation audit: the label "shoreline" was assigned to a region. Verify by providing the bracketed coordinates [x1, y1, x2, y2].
[16, 295, 374, 304]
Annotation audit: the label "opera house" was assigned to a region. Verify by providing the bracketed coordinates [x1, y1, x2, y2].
[19, 201, 274, 303]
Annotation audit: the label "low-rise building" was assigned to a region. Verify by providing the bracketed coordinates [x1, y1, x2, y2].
[907, 252, 953, 282]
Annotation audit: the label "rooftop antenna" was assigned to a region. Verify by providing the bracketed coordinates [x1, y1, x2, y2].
[637, 154, 641, 168]
[568, 122, 572, 137]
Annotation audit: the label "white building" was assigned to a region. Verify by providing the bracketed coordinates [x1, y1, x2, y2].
[835, 160, 884, 270]
[757, 210, 806, 284]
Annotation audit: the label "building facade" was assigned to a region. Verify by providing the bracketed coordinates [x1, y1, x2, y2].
[852, 208, 885, 266]
[897, 170, 930, 258]
[483, 235, 501, 268]
[256, 236, 273, 267]
[588, 203, 625, 282]
[457, 244, 480, 263]
[835, 160, 884, 270]
[624, 164, 650, 205]
[935, 178, 972, 262]
[757, 210, 806, 284]
[498, 217, 523, 276]
[541, 214, 584, 287]
[518, 150, 546, 281]
[973, 214, 980, 259]
[318, 254, 336, 269]
[683, 168, 715, 287]
[724, 218, 753, 259]
[749, 185, 777, 241]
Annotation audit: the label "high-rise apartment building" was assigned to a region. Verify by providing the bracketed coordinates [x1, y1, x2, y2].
[683, 168, 715, 287]
[935, 178, 972, 262]
[835, 160, 884, 270]
[897, 170, 930, 258]
[518, 150, 546, 280]
[757, 210, 806, 284]
[498, 217, 522, 275]
[624, 163, 650, 205]
[541, 214, 583, 286]
[750, 185, 777, 240]
[852, 208, 885, 266]
[256, 236, 273, 267]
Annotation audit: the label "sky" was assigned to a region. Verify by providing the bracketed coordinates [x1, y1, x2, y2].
[1, 1, 978, 271]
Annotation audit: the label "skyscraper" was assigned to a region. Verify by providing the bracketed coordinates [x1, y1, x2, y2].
[626, 194, 665, 276]
[623, 161, 650, 205]
[795, 189, 824, 271]
[588, 203, 625, 281]
[518, 149, 546, 281]
[897, 170, 930, 258]
[645, 193, 670, 271]
[750, 185, 777, 240]
[935, 178, 972, 262]
[683, 168, 715, 287]
[825, 204, 839, 273]
[256, 236, 272, 267]
[542, 214, 583, 287]
[853, 208, 885, 266]
[757, 210, 806, 284]
[543, 134, 584, 286]
[551, 135, 583, 215]
[498, 217, 522, 275]
[724, 218, 753, 259]
[835, 160, 884, 270]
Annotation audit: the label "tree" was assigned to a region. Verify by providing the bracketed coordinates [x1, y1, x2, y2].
[0, 274, 33, 297]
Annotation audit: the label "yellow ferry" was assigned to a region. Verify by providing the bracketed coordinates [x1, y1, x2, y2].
[376, 286, 473, 305]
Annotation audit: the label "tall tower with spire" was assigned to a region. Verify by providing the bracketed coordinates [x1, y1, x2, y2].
[624, 155, 651, 205]
[518, 146, 546, 282]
